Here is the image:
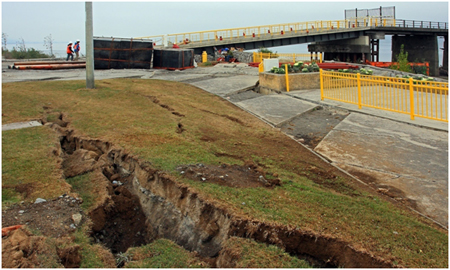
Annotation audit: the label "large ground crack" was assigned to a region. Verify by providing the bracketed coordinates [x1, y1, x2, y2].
[47, 113, 398, 268]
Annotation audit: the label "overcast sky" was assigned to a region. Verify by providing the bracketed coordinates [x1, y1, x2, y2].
[1, 1, 448, 52]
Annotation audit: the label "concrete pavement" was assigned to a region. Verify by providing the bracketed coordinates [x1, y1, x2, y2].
[147, 65, 448, 228]
[2, 62, 448, 228]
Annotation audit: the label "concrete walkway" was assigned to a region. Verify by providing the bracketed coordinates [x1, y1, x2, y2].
[147, 65, 448, 228]
[2, 121, 42, 131]
[2, 63, 447, 228]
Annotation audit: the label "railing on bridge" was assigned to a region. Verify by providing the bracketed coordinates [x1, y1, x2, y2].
[395, 20, 447, 29]
[138, 18, 398, 46]
[320, 69, 449, 122]
[137, 19, 447, 48]
[253, 52, 322, 63]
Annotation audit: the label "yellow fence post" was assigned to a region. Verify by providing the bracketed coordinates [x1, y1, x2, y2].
[285, 64, 290, 92]
[319, 53, 322, 63]
[259, 62, 264, 73]
[409, 78, 415, 120]
[357, 73, 362, 109]
[253, 52, 256, 63]
[320, 69, 324, 100]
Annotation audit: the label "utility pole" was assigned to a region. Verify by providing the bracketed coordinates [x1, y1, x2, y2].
[85, 2, 94, 89]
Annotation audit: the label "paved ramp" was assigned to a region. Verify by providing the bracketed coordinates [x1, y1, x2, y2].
[236, 95, 318, 127]
[190, 75, 259, 97]
[315, 113, 448, 226]
[2, 121, 43, 131]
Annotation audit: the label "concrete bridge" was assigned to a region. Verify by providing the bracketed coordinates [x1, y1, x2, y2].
[137, 18, 448, 76]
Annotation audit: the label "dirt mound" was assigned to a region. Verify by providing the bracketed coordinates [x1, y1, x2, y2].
[177, 161, 281, 188]
[2, 195, 85, 238]
[2, 228, 81, 268]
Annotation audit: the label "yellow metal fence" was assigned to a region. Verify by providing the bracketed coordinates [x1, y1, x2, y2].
[138, 18, 397, 46]
[320, 70, 448, 122]
[253, 52, 322, 63]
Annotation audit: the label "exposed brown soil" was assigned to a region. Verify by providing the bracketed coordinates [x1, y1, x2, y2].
[177, 161, 281, 188]
[348, 168, 419, 210]
[2, 196, 89, 268]
[2, 227, 82, 268]
[2, 195, 84, 238]
[89, 165, 152, 254]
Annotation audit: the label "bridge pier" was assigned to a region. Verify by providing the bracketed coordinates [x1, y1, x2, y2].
[391, 34, 439, 76]
[307, 36, 370, 63]
[443, 36, 448, 73]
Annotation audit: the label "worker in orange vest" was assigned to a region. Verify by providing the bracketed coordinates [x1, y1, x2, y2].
[73, 40, 80, 60]
[66, 41, 74, 61]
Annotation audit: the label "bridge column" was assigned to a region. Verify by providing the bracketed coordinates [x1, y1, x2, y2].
[370, 39, 379, 62]
[443, 35, 448, 73]
[391, 34, 439, 76]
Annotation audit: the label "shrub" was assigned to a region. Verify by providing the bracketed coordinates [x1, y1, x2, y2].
[390, 44, 412, 73]
[2, 47, 50, 59]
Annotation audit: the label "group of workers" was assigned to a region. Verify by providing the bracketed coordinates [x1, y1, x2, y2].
[66, 40, 81, 61]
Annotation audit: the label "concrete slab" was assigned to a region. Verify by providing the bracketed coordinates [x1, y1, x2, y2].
[1, 68, 154, 83]
[149, 72, 211, 82]
[315, 113, 448, 226]
[286, 89, 448, 132]
[2, 121, 43, 131]
[235, 95, 318, 127]
[190, 75, 259, 97]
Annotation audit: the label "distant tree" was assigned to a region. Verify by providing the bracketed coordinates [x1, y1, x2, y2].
[15, 38, 26, 52]
[11, 38, 27, 59]
[44, 34, 54, 57]
[390, 44, 412, 73]
[2, 33, 7, 51]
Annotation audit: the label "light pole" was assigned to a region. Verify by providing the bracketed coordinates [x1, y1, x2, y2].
[85, 2, 94, 89]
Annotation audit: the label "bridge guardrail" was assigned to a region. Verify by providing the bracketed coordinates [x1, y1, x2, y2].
[137, 18, 447, 48]
[394, 20, 447, 29]
[320, 69, 449, 122]
[137, 18, 400, 46]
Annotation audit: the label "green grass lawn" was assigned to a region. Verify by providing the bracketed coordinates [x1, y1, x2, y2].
[2, 78, 447, 268]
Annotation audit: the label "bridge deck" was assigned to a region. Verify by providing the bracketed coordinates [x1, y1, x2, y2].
[135, 19, 447, 53]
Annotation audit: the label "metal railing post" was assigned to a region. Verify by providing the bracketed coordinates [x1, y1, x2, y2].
[320, 69, 324, 100]
[259, 62, 264, 73]
[409, 78, 415, 120]
[357, 73, 362, 109]
[285, 64, 290, 92]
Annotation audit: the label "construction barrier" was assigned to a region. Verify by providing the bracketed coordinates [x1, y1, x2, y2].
[94, 37, 153, 69]
[320, 69, 448, 122]
[253, 52, 322, 63]
[365, 60, 430, 76]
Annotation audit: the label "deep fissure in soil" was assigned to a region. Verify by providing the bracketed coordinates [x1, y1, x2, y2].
[49, 114, 396, 268]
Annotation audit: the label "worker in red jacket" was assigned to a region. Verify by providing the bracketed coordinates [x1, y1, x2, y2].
[66, 41, 74, 61]
[172, 42, 180, 49]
